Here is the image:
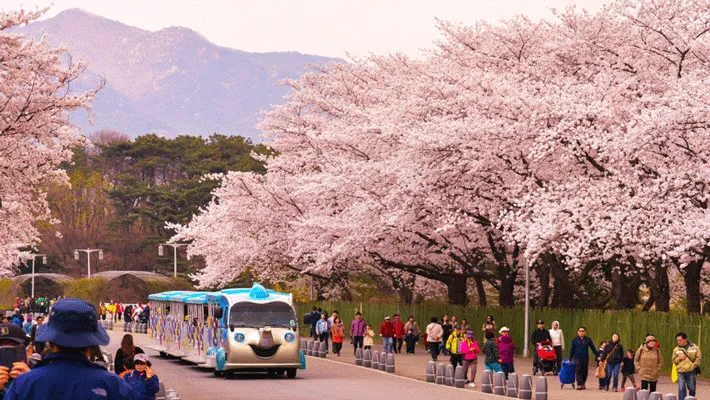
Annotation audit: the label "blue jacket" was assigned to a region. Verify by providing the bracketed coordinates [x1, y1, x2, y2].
[569, 336, 598, 361]
[4, 353, 135, 400]
[123, 370, 159, 400]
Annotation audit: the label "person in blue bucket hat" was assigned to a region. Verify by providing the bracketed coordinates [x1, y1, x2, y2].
[4, 298, 135, 400]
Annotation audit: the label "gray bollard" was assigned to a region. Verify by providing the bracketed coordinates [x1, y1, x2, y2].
[386, 353, 395, 373]
[435, 363, 445, 385]
[426, 361, 436, 383]
[663, 395, 677, 400]
[685, 397, 697, 400]
[379, 352, 387, 371]
[649, 393, 662, 400]
[306, 341, 314, 356]
[372, 351, 380, 370]
[363, 349, 372, 367]
[355, 348, 363, 366]
[300, 340, 306, 352]
[493, 371, 506, 395]
[481, 369, 494, 393]
[535, 376, 548, 400]
[128, 322, 133, 333]
[623, 387, 638, 400]
[108, 320, 113, 330]
[123, 322, 128, 332]
[318, 341, 327, 358]
[454, 364, 466, 388]
[519, 374, 533, 399]
[445, 364, 454, 386]
[637, 389, 650, 400]
[507, 372, 519, 397]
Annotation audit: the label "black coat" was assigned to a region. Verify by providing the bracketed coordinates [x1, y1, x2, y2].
[531, 328, 552, 345]
[602, 341, 624, 364]
[114, 346, 145, 373]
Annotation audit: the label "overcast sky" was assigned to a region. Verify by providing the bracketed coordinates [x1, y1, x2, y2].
[3, 0, 608, 59]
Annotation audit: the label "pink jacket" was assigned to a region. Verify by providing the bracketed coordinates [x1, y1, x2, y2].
[460, 339, 480, 361]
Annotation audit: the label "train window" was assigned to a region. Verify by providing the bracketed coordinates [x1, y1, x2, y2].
[229, 302, 295, 329]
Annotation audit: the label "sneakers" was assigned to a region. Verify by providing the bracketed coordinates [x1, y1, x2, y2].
[621, 388, 626, 392]
[467, 383, 476, 388]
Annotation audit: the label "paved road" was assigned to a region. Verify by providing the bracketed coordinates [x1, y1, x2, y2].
[104, 331, 499, 399]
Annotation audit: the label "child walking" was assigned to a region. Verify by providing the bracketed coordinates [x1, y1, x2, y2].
[404, 328, 418, 354]
[363, 324, 374, 351]
[498, 331, 516, 379]
[460, 331, 480, 387]
[483, 330, 502, 372]
[598, 341, 608, 390]
[620, 350, 638, 391]
[331, 317, 344, 356]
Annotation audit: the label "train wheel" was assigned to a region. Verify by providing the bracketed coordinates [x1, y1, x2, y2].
[213, 370, 224, 377]
[286, 368, 297, 379]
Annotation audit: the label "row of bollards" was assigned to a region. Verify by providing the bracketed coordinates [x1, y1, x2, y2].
[631, 390, 689, 400]
[353, 348, 395, 373]
[121, 322, 148, 333]
[301, 340, 328, 358]
[425, 362, 545, 398]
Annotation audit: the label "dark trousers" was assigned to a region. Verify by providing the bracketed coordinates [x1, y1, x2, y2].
[554, 345, 562, 371]
[641, 380, 656, 392]
[353, 336, 364, 353]
[395, 338, 404, 353]
[621, 373, 636, 388]
[573, 358, 589, 387]
[429, 342, 441, 361]
[318, 333, 329, 351]
[450, 353, 463, 368]
[332, 342, 342, 355]
[405, 340, 416, 354]
[501, 362, 515, 379]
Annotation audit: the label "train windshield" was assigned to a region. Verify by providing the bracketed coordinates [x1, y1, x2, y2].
[229, 301, 296, 329]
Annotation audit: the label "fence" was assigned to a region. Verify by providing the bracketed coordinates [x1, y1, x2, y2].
[296, 301, 709, 372]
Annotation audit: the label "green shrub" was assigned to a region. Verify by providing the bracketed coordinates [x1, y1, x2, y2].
[65, 278, 109, 306]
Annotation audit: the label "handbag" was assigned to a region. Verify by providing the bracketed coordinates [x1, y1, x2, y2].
[671, 363, 679, 383]
[680, 348, 701, 375]
[595, 361, 607, 379]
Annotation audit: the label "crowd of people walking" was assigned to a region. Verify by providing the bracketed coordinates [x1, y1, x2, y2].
[307, 307, 702, 399]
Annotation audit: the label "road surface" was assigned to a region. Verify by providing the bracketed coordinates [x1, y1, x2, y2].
[104, 330, 499, 399]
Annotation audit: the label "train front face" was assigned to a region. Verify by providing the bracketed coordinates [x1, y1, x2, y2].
[223, 300, 301, 370]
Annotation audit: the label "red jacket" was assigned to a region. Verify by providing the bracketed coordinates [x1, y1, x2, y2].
[393, 319, 405, 338]
[379, 321, 395, 338]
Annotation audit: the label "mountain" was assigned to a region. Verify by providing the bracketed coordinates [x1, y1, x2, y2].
[15, 9, 340, 141]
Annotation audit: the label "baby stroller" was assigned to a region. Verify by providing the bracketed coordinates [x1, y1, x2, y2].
[534, 340, 558, 375]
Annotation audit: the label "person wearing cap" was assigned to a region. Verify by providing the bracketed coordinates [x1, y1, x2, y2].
[0, 323, 31, 398]
[460, 331, 480, 387]
[496, 326, 510, 346]
[122, 353, 159, 400]
[634, 334, 662, 393]
[446, 324, 465, 368]
[4, 298, 134, 400]
[531, 320, 552, 375]
[378, 316, 395, 354]
[392, 315, 406, 354]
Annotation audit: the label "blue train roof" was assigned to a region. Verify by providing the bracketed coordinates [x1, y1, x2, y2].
[167, 291, 210, 303]
[185, 292, 213, 305]
[206, 283, 291, 303]
[148, 291, 190, 301]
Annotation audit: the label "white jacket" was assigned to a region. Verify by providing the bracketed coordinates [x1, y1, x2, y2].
[549, 324, 565, 349]
[426, 322, 444, 343]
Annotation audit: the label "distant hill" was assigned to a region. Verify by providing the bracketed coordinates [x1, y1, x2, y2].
[15, 8, 341, 141]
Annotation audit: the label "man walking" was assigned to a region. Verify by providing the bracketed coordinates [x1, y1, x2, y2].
[531, 320, 552, 375]
[392, 315, 405, 354]
[4, 298, 134, 399]
[672, 332, 701, 400]
[568, 326, 598, 390]
[379, 316, 395, 353]
[350, 312, 366, 354]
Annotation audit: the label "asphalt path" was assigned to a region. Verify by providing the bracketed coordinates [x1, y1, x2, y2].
[104, 330, 500, 399]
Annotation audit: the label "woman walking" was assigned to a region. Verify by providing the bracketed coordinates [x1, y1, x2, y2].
[549, 321, 565, 372]
[634, 334, 663, 393]
[441, 315, 452, 356]
[600, 333, 624, 392]
[425, 317, 443, 361]
[460, 331, 480, 387]
[482, 316, 496, 342]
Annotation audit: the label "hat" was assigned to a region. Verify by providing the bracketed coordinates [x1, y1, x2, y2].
[384, 316, 390, 320]
[537, 320, 544, 325]
[133, 353, 150, 365]
[453, 324, 461, 330]
[499, 327, 510, 333]
[645, 335, 657, 344]
[465, 330, 475, 339]
[0, 323, 27, 344]
[36, 298, 109, 347]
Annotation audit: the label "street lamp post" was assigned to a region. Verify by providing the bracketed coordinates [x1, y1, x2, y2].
[73, 248, 103, 278]
[158, 244, 189, 278]
[523, 262, 530, 358]
[29, 254, 47, 298]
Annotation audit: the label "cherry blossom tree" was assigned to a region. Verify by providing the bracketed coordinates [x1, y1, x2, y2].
[0, 9, 96, 275]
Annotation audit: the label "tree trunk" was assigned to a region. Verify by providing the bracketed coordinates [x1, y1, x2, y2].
[474, 277, 487, 307]
[683, 259, 703, 314]
[444, 276, 469, 306]
[653, 259, 670, 312]
[545, 254, 577, 308]
[611, 261, 639, 310]
[498, 269, 517, 307]
[537, 262, 551, 308]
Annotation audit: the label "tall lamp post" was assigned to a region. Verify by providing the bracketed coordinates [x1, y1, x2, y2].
[523, 262, 530, 358]
[74, 248, 103, 278]
[29, 254, 46, 298]
[158, 244, 190, 278]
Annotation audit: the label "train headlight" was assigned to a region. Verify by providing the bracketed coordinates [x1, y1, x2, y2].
[284, 332, 295, 343]
[234, 333, 245, 343]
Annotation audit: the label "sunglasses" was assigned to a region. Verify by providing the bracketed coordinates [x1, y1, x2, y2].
[578, 330, 586, 332]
